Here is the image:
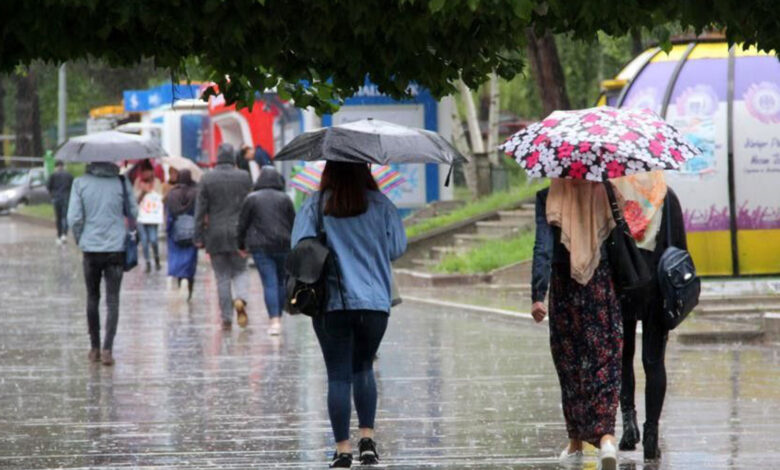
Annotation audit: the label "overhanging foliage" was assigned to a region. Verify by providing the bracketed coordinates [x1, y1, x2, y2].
[1, 1, 777, 113]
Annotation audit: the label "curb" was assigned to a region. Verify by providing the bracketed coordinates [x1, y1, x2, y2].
[403, 295, 543, 323]
[9, 212, 55, 228]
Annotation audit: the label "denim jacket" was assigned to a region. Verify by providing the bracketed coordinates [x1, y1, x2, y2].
[291, 190, 407, 313]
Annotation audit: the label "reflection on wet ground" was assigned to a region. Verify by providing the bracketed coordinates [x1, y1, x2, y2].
[1, 216, 780, 469]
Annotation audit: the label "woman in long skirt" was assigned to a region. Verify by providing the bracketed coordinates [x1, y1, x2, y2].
[166, 170, 199, 300]
[530, 179, 622, 470]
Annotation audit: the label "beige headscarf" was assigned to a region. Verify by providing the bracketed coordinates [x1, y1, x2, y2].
[611, 171, 668, 251]
[546, 179, 616, 285]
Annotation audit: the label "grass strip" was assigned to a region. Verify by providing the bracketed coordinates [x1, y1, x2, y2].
[434, 231, 535, 274]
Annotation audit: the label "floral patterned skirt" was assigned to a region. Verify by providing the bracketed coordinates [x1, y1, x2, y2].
[548, 260, 622, 446]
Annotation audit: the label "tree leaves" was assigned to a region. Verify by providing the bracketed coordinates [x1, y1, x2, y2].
[1, 0, 778, 114]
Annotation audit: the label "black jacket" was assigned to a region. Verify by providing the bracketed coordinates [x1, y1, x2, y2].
[194, 144, 253, 253]
[47, 169, 74, 201]
[237, 168, 296, 253]
[530, 187, 686, 303]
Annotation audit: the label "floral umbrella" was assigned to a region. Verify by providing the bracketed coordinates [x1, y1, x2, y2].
[499, 107, 700, 181]
[290, 161, 406, 195]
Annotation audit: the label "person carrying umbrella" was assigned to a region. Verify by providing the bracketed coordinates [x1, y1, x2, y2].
[502, 106, 699, 470]
[278, 118, 463, 468]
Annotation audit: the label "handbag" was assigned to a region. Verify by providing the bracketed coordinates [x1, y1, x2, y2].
[657, 196, 700, 330]
[172, 213, 196, 246]
[603, 182, 653, 300]
[285, 194, 345, 316]
[119, 176, 139, 272]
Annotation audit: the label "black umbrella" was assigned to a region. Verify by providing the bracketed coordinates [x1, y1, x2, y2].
[274, 118, 467, 166]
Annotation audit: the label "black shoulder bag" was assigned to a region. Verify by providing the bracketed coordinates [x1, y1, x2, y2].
[657, 196, 700, 330]
[285, 194, 345, 316]
[603, 182, 653, 301]
[119, 175, 139, 272]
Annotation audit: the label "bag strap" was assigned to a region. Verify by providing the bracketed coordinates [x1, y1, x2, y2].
[119, 175, 137, 230]
[317, 192, 347, 310]
[665, 192, 672, 248]
[603, 182, 627, 228]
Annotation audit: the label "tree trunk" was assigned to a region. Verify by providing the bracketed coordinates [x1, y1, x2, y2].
[14, 70, 43, 160]
[525, 29, 571, 115]
[450, 104, 478, 198]
[631, 29, 644, 56]
[0, 77, 5, 161]
[486, 72, 500, 165]
[457, 79, 485, 154]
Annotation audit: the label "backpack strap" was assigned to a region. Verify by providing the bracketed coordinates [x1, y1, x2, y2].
[316, 192, 347, 310]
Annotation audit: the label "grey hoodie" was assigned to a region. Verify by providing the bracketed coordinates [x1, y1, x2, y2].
[67, 162, 138, 252]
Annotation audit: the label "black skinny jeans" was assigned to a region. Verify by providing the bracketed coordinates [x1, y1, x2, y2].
[53, 198, 69, 238]
[83, 252, 124, 351]
[312, 310, 388, 443]
[620, 301, 668, 426]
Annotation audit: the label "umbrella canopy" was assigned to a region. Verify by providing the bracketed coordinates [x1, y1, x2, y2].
[55, 131, 166, 163]
[274, 118, 467, 165]
[289, 162, 406, 195]
[500, 107, 700, 181]
[161, 156, 203, 182]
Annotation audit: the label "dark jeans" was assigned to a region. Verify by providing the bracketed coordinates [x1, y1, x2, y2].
[621, 305, 668, 426]
[53, 198, 68, 238]
[313, 310, 388, 443]
[251, 250, 288, 318]
[83, 252, 124, 351]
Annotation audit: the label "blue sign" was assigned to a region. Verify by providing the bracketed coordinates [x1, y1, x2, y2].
[123, 84, 202, 112]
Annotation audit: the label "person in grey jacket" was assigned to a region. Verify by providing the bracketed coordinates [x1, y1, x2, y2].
[237, 167, 295, 335]
[67, 162, 138, 366]
[194, 143, 253, 329]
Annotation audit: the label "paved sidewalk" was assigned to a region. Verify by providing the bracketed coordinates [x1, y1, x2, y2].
[1, 216, 780, 469]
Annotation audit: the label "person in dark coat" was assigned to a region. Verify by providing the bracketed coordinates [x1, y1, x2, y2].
[531, 179, 621, 469]
[612, 173, 687, 461]
[47, 161, 74, 243]
[194, 143, 253, 329]
[237, 167, 295, 335]
[166, 169, 199, 301]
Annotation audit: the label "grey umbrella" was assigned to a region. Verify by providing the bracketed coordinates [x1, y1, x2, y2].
[274, 118, 467, 165]
[55, 130, 166, 163]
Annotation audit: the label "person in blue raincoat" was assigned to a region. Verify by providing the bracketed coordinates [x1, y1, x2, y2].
[165, 169, 199, 300]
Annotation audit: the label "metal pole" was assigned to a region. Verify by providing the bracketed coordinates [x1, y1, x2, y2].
[57, 63, 67, 145]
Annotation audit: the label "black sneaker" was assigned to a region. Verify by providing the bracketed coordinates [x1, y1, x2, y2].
[329, 452, 352, 468]
[358, 438, 379, 465]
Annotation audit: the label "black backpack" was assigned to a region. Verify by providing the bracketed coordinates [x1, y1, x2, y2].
[285, 194, 344, 316]
[657, 199, 700, 330]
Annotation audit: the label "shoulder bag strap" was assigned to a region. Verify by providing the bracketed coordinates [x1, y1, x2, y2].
[119, 175, 137, 230]
[665, 192, 672, 248]
[603, 181, 626, 227]
[317, 192, 347, 310]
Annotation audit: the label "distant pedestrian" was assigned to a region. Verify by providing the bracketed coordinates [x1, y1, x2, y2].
[67, 162, 138, 366]
[47, 161, 73, 243]
[237, 167, 295, 335]
[613, 172, 686, 461]
[236, 145, 261, 184]
[194, 143, 252, 329]
[531, 179, 621, 470]
[134, 160, 164, 272]
[291, 161, 407, 468]
[166, 169, 199, 301]
[162, 166, 179, 202]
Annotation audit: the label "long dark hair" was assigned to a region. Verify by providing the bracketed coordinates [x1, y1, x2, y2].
[320, 161, 379, 218]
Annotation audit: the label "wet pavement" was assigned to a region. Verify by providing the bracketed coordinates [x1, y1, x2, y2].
[2, 216, 780, 469]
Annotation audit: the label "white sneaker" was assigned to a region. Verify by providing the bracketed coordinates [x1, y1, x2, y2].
[60, 235, 67, 243]
[559, 447, 583, 466]
[598, 440, 617, 470]
[268, 318, 281, 336]
[55, 237, 63, 245]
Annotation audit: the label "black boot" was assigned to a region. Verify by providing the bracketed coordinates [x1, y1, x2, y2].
[619, 409, 640, 451]
[145, 261, 151, 273]
[643, 422, 661, 461]
[187, 278, 194, 301]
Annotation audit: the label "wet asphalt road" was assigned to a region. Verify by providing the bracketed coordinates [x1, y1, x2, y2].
[1, 216, 780, 469]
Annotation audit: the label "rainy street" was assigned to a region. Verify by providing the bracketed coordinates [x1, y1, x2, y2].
[2, 216, 780, 469]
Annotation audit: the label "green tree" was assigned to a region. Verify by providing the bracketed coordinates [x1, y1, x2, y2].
[1, 1, 777, 113]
